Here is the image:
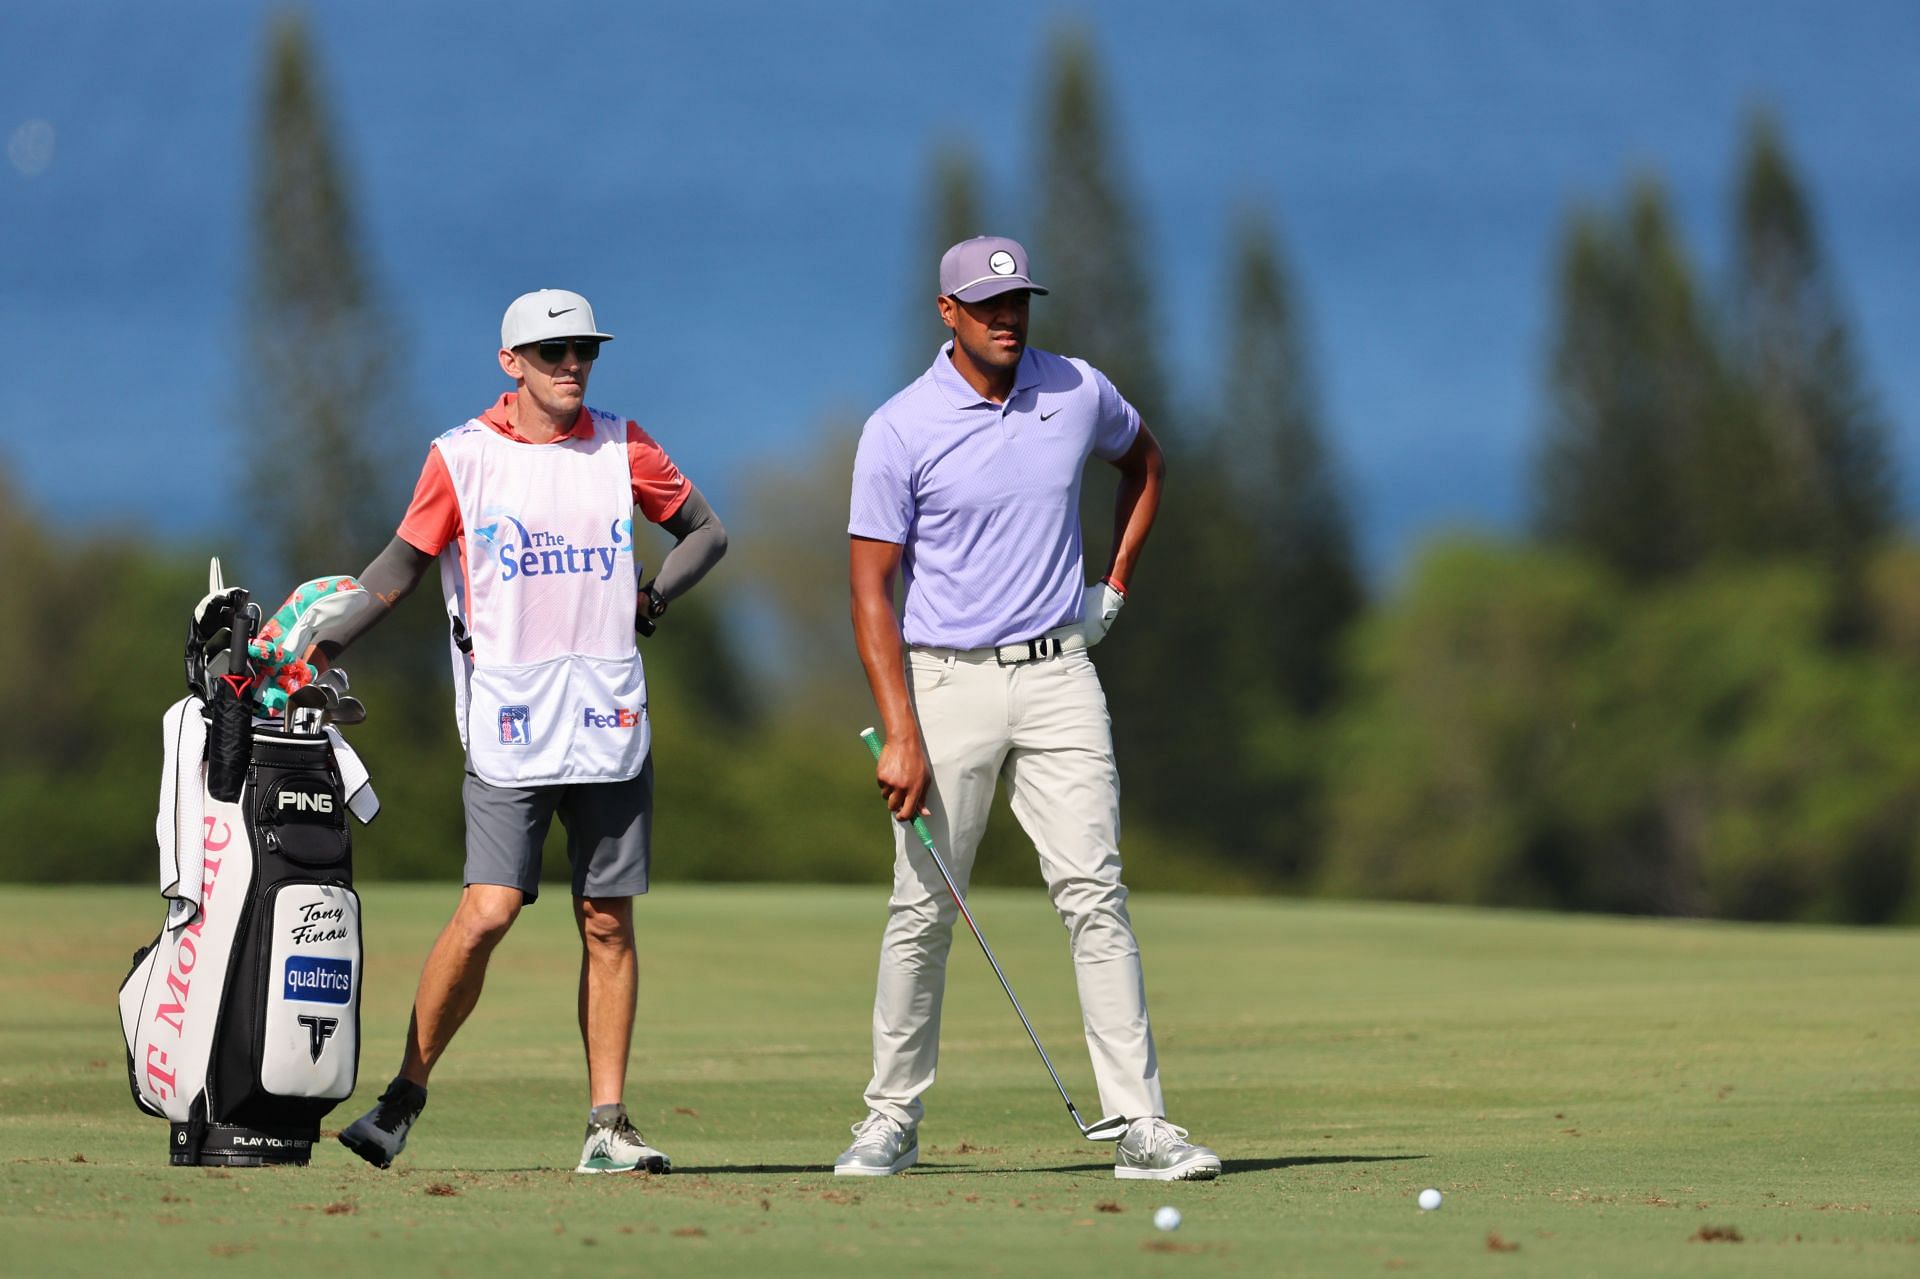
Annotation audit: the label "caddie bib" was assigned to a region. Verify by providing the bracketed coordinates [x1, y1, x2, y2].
[434, 408, 649, 786]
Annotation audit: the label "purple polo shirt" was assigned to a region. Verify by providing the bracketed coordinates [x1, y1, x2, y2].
[849, 344, 1142, 649]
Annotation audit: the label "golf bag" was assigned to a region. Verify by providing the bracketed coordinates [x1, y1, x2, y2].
[118, 566, 377, 1166]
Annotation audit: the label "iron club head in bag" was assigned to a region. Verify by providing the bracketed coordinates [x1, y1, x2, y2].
[859, 727, 1130, 1143]
[284, 682, 330, 734]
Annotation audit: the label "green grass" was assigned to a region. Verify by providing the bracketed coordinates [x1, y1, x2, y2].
[4, 885, 1917, 1277]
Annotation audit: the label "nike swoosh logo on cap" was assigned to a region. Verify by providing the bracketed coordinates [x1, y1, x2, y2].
[548, 307, 575, 318]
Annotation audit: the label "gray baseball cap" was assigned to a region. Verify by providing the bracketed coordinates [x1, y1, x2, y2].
[939, 236, 1049, 303]
[500, 288, 614, 350]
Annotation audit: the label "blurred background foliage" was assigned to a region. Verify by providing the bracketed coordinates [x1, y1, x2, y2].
[10, 16, 1914, 925]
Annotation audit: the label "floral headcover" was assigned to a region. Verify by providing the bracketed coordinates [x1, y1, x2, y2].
[247, 576, 363, 715]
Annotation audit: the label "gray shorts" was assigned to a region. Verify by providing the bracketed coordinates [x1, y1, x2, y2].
[461, 757, 653, 903]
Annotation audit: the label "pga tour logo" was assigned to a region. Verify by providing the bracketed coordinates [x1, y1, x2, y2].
[499, 705, 530, 745]
[583, 707, 641, 729]
[284, 956, 353, 1005]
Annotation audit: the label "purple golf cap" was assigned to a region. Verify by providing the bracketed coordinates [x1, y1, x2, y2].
[939, 236, 1050, 303]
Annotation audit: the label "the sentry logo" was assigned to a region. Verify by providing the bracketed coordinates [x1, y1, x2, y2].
[472, 513, 632, 583]
[284, 956, 353, 1004]
[583, 707, 642, 729]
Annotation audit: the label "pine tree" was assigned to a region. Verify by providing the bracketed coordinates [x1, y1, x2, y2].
[239, 13, 406, 583]
[1024, 26, 1257, 863]
[1030, 25, 1167, 426]
[1535, 181, 1726, 579]
[1219, 208, 1362, 718]
[1730, 109, 1896, 565]
[908, 141, 987, 370]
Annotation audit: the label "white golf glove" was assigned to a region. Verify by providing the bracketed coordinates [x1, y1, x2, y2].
[1080, 580, 1126, 647]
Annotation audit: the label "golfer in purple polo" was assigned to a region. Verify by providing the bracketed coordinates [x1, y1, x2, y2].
[837, 236, 1221, 1181]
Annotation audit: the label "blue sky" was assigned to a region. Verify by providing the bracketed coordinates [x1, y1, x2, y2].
[4, 1, 1916, 575]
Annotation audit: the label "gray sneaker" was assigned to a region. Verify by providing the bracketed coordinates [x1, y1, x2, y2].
[576, 1104, 672, 1174]
[1113, 1117, 1222, 1181]
[338, 1078, 427, 1170]
[833, 1111, 918, 1177]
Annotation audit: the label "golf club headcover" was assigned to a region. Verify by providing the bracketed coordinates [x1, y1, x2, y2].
[248, 576, 374, 715]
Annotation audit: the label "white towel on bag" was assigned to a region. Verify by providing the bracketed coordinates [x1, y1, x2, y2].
[156, 696, 208, 928]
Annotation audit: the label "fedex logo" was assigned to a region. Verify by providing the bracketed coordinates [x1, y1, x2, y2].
[582, 707, 642, 729]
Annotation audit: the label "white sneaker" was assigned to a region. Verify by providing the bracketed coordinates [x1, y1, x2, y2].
[833, 1111, 918, 1176]
[576, 1104, 672, 1174]
[338, 1079, 427, 1170]
[1113, 1117, 1222, 1181]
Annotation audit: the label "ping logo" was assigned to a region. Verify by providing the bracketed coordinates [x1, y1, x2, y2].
[277, 790, 334, 814]
[582, 707, 642, 729]
[499, 705, 530, 745]
[284, 956, 353, 1004]
[297, 1014, 339, 1062]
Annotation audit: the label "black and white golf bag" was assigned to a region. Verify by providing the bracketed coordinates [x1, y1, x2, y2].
[119, 567, 377, 1166]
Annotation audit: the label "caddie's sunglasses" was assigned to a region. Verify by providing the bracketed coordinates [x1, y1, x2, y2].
[526, 337, 602, 363]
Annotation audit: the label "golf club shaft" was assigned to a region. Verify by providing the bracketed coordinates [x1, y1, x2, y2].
[860, 728, 1090, 1129]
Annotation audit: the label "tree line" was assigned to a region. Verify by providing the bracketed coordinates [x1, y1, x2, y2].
[6, 15, 1914, 924]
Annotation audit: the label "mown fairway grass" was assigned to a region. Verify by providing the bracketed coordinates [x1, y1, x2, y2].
[4, 884, 1917, 1277]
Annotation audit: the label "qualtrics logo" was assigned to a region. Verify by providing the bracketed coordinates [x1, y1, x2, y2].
[284, 956, 353, 1004]
[582, 707, 641, 729]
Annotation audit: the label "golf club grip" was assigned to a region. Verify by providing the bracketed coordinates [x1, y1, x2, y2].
[207, 593, 255, 802]
[859, 727, 937, 847]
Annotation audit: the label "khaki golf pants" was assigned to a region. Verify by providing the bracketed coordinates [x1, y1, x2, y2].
[862, 643, 1165, 1128]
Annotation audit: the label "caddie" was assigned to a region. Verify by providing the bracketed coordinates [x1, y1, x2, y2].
[839, 236, 1221, 1180]
[312, 288, 726, 1173]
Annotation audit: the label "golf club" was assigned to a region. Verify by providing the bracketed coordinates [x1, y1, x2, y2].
[284, 682, 330, 734]
[206, 590, 255, 802]
[860, 727, 1131, 1143]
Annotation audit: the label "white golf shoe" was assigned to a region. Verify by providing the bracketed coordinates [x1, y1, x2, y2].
[338, 1078, 428, 1170]
[833, 1111, 918, 1176]
[576, 1104, 672, 1174]
[1113, 1117, 1222, 1181]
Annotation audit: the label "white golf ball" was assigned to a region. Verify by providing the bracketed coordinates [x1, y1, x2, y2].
[1153, 1205, 1182, 1231]
[1417, 1187, 1443, 1211]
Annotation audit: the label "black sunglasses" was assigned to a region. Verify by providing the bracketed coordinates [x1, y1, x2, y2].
[526, 337, 602, 363]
